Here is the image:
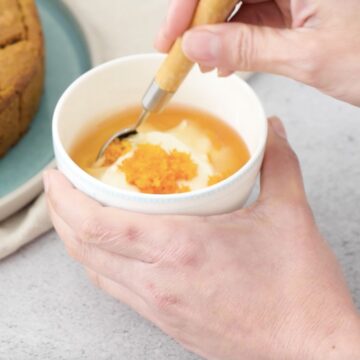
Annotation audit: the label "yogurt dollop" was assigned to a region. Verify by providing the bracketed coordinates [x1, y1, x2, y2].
[89, 120, 217, 193]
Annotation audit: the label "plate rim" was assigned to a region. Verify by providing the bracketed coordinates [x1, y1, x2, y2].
[0, 161, 56, 222]
[0, 0, 94, 222]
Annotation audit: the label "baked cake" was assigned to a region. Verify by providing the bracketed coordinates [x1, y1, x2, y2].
[0, 0, 44, 157]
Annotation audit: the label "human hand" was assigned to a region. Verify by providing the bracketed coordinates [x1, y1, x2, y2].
[44, 118, 360, 360]
[155, 0, 360, 106]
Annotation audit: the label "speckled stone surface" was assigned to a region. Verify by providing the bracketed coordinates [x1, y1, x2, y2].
[1, 1, 360, 359]
[250, 74, 360, 308]
[1, 73, 359, 360]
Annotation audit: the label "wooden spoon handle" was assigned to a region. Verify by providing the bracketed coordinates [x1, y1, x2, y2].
[155, 0, 239, 93]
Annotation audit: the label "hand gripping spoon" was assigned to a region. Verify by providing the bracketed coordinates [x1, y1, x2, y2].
[97, 0, 240, 160]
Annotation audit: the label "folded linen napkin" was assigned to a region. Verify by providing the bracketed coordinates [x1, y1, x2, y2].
[0, 194, 52, 260]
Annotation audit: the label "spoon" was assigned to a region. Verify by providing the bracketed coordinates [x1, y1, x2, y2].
[97, 0, 240, 160]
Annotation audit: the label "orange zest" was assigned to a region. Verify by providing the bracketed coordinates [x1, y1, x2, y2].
[104, 139, 132, 166]
[120, 144, 197, 194]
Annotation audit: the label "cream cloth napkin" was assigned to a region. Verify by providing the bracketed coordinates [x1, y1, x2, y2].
[0, 194, 52, 260]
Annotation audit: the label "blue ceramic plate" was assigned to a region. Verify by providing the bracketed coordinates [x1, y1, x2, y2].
[0, 0, 92, 220]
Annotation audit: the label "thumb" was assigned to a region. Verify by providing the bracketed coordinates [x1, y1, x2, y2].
[182, 23, 304, 76]
[260, 118, 307, 203]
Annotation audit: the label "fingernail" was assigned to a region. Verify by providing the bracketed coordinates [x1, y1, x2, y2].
[217, 68, 233, 77]
[270, 118, 287, 139]
[183, 30, 221, 65]
[43, 170, 50, 194]
[199, 65, 214, 73]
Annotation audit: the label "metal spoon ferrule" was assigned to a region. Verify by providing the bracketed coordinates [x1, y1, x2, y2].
[142, 80, 174, 113]
[96, 81, 174, 160]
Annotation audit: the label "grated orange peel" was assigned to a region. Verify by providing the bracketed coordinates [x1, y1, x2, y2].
[103, 139, 132, 166]
[120, 144, 198, 194]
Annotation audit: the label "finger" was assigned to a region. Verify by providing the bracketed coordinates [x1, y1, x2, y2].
[66, 231, 148, 297]
[47, 198, 78, 245]
[155, 0, 199, 52]
[86, 270, 168, 331]
[182, 22, 306, 77]
[259, 117, 306, 203]
[217, 68, 234, 77]
[44, 170, 190, 263]
[86, 268, 155, 322]
[49, 199, 150, 298]
[199, 65, 215, 73]
[233, 2, 287, 28]
[155, 0, 283, 52]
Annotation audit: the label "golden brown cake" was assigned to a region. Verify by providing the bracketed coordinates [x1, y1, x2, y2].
[0, 0, 44, 157]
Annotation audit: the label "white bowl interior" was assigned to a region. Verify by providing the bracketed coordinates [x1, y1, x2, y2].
[56, 55, 266, 158]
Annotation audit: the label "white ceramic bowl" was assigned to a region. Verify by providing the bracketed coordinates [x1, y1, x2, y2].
[53, 54, 267, 215]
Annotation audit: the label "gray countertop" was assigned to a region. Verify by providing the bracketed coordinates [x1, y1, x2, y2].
[1, 1, 360, 359]
[1, 74, 359, 360]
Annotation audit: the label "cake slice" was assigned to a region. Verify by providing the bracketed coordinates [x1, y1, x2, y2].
[0, 0, 44, 157]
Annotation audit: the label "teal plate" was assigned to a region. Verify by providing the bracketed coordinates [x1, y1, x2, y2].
[0, 0, 92, 220]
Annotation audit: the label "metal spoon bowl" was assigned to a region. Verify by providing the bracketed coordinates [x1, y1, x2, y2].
[96, 110, 149, 160]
